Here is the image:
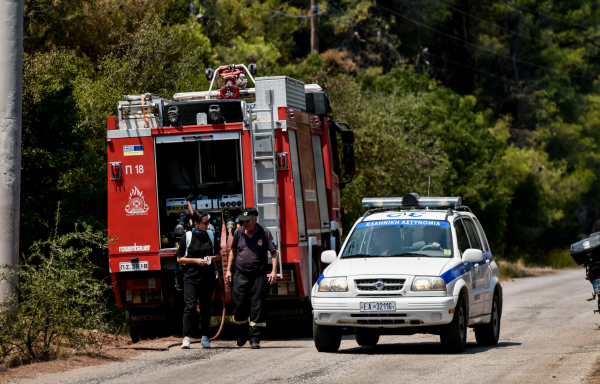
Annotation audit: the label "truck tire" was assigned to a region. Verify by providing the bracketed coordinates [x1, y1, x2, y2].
[355, 333, 379, 347]
[313, 319, 342, 352]
[129, 326, 140, 343]
[440, 295, 467, 353]
[474, 291, 501, 346]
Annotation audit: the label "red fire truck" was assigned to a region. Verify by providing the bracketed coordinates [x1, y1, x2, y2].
[107, 64, 355, 341]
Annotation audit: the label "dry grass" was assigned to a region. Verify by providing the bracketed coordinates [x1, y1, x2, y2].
[496, 260, 532, 280]
[0, 333, 136, 383]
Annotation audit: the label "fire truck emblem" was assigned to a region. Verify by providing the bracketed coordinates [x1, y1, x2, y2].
[125, 186, 149, 215]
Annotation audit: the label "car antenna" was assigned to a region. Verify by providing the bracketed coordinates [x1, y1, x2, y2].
[428, 176, 431, 197]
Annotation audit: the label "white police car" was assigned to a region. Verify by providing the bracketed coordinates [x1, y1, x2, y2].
[312, 194, 502, 353]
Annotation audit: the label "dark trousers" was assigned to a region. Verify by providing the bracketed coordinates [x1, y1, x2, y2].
[183, 274, 215, 338]
[233, 270, 267, 342]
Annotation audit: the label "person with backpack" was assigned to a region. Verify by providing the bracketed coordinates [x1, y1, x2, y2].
[176, 210, 221, 349]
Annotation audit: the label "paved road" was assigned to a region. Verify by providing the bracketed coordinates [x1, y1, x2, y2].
[13, 269, 600, 384]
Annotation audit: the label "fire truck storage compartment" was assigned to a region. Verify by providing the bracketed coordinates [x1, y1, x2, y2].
[155, 132, 243, 249]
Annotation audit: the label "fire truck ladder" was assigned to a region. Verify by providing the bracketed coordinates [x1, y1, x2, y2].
[249, 90, 283, 278]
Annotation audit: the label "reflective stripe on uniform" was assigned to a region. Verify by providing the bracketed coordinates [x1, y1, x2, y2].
[234, 319, 249, 324]
[250, 321, 266, 327]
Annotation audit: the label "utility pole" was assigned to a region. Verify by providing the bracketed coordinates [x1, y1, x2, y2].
[0, 0, 23, 304]
[310, 0, 319, 53]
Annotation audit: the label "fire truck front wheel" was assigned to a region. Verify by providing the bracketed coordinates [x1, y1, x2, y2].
[313, 319, 342, 352]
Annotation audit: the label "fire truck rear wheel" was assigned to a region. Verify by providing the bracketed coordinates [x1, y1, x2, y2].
[313, 319, 341, 352]
[129, 326, 141, 343]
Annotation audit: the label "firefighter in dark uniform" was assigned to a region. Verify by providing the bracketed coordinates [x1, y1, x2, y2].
[225, 208, 278, 349]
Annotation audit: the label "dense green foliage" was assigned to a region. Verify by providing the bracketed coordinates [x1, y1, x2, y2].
[20, 0, 600, 265]
[1, 208, 109, 365]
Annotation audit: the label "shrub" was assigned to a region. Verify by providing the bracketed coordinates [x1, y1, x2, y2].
[0, 207, 110, 366]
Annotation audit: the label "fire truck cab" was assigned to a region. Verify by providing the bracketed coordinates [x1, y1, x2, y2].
[106, 64, 355, 341]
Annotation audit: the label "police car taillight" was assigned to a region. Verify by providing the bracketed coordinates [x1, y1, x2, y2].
[362, 193, 462, 208]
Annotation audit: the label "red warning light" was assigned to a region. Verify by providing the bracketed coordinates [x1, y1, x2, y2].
[110, 162, 122, 180]
[276, 152, 288, 170]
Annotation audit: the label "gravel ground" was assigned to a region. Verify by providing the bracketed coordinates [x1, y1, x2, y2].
[9, 268, 600, 384]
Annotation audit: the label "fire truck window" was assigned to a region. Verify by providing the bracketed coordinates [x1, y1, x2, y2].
[199, 140, 239, 183]
[156, 141, 200, 190]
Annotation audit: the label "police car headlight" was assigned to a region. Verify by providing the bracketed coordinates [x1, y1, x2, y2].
[318, 277, 348, 292]
[411, 277, 446, 291]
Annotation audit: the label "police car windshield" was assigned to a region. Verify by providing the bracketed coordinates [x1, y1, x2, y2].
[342, 219, 453, 258]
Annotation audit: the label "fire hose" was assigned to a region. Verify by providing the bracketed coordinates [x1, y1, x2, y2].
[106, 211, 235, 351]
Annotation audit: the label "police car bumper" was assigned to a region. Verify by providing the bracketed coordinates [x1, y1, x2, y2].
[312, 296, 456, 327]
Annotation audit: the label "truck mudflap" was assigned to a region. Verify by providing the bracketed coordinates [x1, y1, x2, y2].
[127, 307, 170, 328]
[266, 299, 312, 322]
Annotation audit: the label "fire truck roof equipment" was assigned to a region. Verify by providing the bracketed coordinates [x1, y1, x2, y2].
[172, 84, 323, 102]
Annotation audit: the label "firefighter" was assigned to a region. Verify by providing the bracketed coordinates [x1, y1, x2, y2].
[177, 211, 222, 349]
[225, 208, 278, 349]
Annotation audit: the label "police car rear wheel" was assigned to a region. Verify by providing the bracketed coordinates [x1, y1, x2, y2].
[440, 295, 467, 353]
[313, 320, 342, 352]
[474, 292, 501, 346]
[355, 333, 379, 347]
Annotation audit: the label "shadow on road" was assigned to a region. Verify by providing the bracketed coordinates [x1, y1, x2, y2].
[337, 341, 521, 355]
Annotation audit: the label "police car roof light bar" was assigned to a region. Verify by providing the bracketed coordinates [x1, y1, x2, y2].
[362, 194, 462, 208]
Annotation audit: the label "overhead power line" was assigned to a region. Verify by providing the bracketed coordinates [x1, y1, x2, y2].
[431, 0, 600, 61]
[376, 4, 598, 81]
[402, 42, 532, 85]
[504, 0, 588, 30]
[432, 0, 550, 46]
[254, 0, 326, 19]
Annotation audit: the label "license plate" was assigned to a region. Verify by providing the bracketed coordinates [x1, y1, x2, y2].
[360, 302, 396, 312]
[119, 262, 149, 272]
[593, 279, 600, 294]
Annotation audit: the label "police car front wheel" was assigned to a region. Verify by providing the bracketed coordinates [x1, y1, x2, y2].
[313, 320, 342, 352]
[474, 291, 501, 346]
[439, 295, 467, 353]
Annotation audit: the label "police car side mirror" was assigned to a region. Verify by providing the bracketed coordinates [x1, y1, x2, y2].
[462, 249, 483, 263]
[321, 250, 337, 264]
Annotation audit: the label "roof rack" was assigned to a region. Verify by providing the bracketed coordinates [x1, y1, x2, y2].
[454, 205, 472, 213]
[361, 207, 396, 218]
